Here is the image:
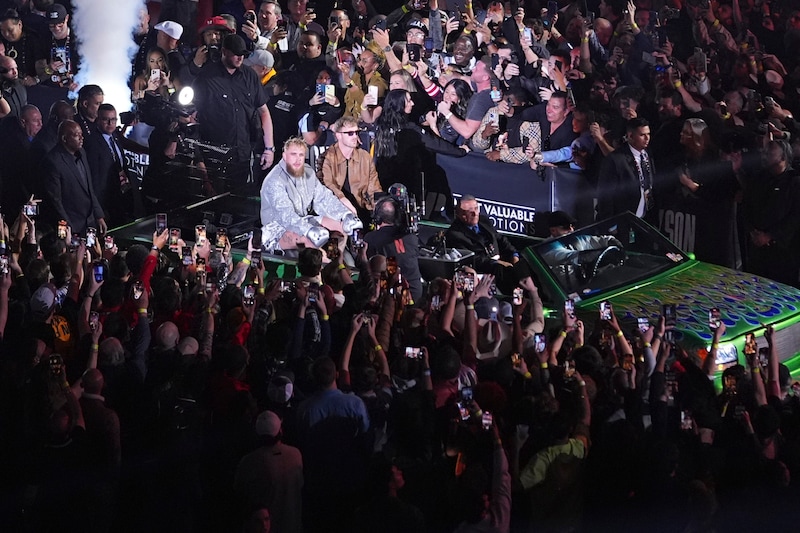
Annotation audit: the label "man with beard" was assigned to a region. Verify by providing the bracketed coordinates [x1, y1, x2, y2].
[260, 137, 361, 252]
[194, 33, 274, 191]
[0, 54, 26, 118]
[73, 84, 103, 138]
[185, 16, 233, 82]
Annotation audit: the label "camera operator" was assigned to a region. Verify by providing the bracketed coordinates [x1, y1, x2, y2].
[137, 91, 205, 212]
[183, 16, 233, 84]
[363, 195, 423, 304]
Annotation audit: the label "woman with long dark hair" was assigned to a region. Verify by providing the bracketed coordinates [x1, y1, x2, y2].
[423, 79, 473, 146]
[375, 90, 466, 217]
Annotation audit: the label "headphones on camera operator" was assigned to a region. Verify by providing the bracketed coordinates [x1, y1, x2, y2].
[372, 195, 403, 229]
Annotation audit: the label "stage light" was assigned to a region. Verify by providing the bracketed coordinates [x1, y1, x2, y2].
[178, 87, 194, 106]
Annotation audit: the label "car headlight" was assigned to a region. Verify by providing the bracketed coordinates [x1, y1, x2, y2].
[710, 342, 738, 370]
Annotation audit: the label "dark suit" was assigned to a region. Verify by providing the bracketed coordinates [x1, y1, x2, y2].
[0, 116, 37, 213]
[445, 216, 518, 274]
[596, 144, 657, 224]
[84, 127, 130, 225]
[43, 144, 105, 234]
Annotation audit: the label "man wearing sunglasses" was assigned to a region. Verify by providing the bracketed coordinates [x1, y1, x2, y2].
[318, 116, 382, 222]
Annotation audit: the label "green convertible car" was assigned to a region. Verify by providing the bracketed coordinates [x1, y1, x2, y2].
[521, 212, 800, 376]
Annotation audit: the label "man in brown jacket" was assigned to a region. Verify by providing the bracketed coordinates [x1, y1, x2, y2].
[318, 116, 382, 221]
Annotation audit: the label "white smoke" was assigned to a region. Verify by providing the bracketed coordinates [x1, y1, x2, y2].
[71, 0, 144, 111]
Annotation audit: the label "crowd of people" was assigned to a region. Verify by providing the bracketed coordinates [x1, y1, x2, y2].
[2, 0, 800, 532]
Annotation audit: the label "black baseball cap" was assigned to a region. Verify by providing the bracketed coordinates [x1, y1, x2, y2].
[222, 33, 248, 56]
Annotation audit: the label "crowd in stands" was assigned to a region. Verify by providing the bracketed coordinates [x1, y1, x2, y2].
[3, 0, 800, 531]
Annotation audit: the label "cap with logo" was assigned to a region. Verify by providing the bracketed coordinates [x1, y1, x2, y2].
[407, 18, 429, 35]
[46, 3, 68, 25]
[201, 16, 233, 34]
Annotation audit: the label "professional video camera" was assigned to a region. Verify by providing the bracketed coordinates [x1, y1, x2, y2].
[122, 87, 197, 131]
[387, 183, 421, 234]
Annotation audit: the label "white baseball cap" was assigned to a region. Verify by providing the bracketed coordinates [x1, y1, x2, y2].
[154, 20, 183, 40]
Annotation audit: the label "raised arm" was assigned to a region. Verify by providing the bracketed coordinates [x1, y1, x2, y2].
[703, 321, 725, 378]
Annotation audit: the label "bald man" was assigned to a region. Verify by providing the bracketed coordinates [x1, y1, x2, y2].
[42, 120, 107, 234]
[0, 55, 27, 118]
[80, 368, 122, 470]
[155, 321, 180, 351]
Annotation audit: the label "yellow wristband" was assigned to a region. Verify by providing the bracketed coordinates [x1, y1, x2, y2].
[581, 37, 589, 43]
[753, 367, 761, 373]
[540, 362, 548, 369]
[338, 263, 347, 270]
[560, 330, 567, 338]
[242, 258, 251, 266]
[321, 314, 330, 321]
[523, 371, 532, 379]
[712, 19, 720, 27]
[257, 287, 265, 295]
[401, 5, 409, 13]
[643, 342, 651, 348]
[206, 307, 215, 314]
[616, 330, 624, 338]
[575, 343, 583, 348]
[374, 344, 382, 351]
[91, 344, 99, 351]
[711, 342, 719, 349]
[673, 80, 683, 89]
[137, 308, 147, 314]
[631, 23, 639, 30]
[466, 304, 475, 310]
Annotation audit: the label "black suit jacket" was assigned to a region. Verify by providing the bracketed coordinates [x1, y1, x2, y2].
[84, 128, 125, 223]
[445, 216, 518, 273]
[596, 144, 657, 223]
[43, 144, 105, 234]
[0, 116, 36, 213]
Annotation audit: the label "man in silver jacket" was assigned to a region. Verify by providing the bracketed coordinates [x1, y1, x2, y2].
[260, 136, 362, 251]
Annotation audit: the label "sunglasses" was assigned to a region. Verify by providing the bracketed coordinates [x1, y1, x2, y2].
[338, 130, 360, 136]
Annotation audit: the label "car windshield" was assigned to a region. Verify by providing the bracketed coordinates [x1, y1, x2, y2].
[532, 213, 690, 298]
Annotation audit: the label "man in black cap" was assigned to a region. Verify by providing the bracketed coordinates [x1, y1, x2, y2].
[36, 3, 78, 91]
[193, 33, 275, 193]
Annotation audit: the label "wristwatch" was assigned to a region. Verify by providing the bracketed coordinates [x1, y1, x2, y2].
[264, 146, 275, 152]
[383, 45, 392, 52]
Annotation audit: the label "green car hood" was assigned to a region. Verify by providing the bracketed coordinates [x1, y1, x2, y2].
[577, 261, 800, 347]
